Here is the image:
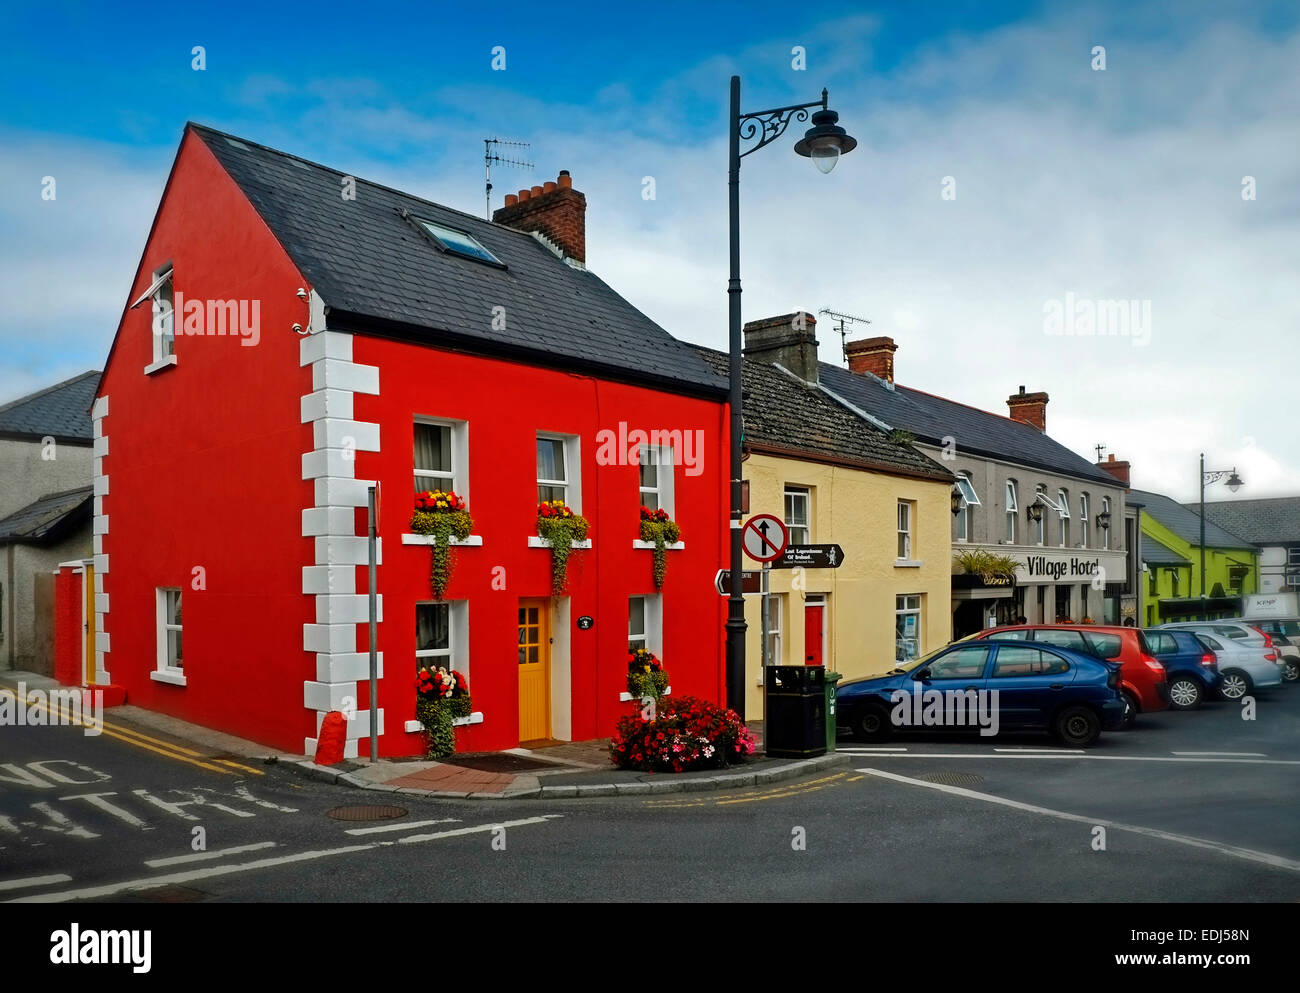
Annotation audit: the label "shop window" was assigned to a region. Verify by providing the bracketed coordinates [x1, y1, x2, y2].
[896, 594, 922, 662]
[784, 486, 811, 545]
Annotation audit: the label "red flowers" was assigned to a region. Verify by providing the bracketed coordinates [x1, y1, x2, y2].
[414, 489, 466, 513]
[538, 500, 575, 519]
[639, 505, 670, 523]
[415, 665, 469, 701]
[609, 695, 755, 773]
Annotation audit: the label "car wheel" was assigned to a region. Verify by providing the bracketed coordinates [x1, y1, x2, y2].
[853, 703, 893, 742]
[1168, 677, 1203, 710]
[1053, 706, 1101, 747]
[1120, 691, 1139, 729]
[1283, 659, 1299, 683]
[1218, 670, 1252, 701]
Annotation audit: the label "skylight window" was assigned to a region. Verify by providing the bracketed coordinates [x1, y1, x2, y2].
[417, 219, 503, 266]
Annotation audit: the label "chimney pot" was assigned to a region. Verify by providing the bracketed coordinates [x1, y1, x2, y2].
[518, 188, 531, 201]
[530, 185, 544, 198]
[844, 335, 899, 382]
[543, 180, 557, 193]
[504, 193, 518, 207]
[558, 171, 572, 188]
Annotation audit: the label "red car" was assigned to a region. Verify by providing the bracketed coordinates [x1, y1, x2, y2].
[972, 625, 1169, 727]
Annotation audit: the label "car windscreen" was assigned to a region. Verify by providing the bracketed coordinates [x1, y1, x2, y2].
[1196, 633, 1223, 651]
[1086, 631, 1125, 660]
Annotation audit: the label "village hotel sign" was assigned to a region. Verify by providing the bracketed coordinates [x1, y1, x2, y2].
[1016, 549, 1127, 584]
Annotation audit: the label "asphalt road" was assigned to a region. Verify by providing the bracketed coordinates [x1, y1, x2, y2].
[2, 682, 1298, 903]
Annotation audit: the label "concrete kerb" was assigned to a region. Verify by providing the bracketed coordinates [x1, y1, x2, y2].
[292, 752, 850, 799]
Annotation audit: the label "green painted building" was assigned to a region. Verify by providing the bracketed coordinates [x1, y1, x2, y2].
[1131, 489, 1259, 625]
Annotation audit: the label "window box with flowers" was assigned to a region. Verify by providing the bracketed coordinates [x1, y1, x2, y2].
[638, 506, 682, 589]
[626, 647, 669, 700]
[414, 665, 472, 759]
[409, 490, 474, 599]
[535, 500, 590, 594]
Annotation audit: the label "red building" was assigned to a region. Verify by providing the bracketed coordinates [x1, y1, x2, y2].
[92, 124, 728, 758]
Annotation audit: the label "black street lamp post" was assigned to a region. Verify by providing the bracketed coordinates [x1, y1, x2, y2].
[1198, 452, 1243, 605]
[725, 76, 856, 716]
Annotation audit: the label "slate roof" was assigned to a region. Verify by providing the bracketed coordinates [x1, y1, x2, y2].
[1130, 488, 1254, 550]
[817, 364, 1117, 486]
[1141, 533, 1191, 567]
[0, 487, 93, 544]
[1190, 497, 1300, 547]
[0, 371, 99, 443]
[189, 124, 725, 398]
[693, 348, 952, 481]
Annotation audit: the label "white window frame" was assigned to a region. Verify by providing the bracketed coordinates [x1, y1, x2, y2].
[414, 418, 469, 502]
[1058, 489, 1070, 548]
[955, 473, 978, 543]
[133, 263, 177, 372]
[1079, 493, 1089, 548]
[1100, 497, 1111, 550]
[1005, 481, 1018, 543]
[766, 593, 784, 666]
[897, 500, 913, 560]
[638, 444, 675, 516]
[153, 587, 184, 685]
[537, 432, 580, 512]
[416, 600, 470, 681]
[784, 486, 811, 545]
[895, 594, 923, 662]
[628, 594, 662, 655]
[1288, 547, 1300, 566]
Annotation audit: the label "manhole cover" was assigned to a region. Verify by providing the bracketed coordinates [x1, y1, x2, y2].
[326, 804, 408, 822]
[917, 772, 984, 787]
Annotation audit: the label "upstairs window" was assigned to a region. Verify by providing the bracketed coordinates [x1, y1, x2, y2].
[784, 486, 811, 545]
[1058, 489, 1070, 547]
[414, 420, 465, 496]
[1079, 494, 1090, 548]
[955, 473, 979, 543]
[537, 435, 570, 506]
[638, 445, 675, 516]
[415, 218, 503, 266]
[1005, 481, 1018, 543]
[897, 501, 914, 559]
[130, 263, 175, 369]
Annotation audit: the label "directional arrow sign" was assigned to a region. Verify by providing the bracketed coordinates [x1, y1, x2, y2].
[714, 569, 763, 596]
[771, 544, 847, 570]
[741, 514, 787, 563]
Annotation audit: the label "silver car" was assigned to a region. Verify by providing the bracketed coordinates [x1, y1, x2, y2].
[1157, 626, 1284, 700]
[1235, 616, 1300, 682]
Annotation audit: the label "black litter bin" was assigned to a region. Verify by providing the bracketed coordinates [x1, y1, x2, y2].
[764, 665, 827, 758]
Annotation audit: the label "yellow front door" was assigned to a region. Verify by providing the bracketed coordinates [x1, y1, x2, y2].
[518, 599, 551, 742]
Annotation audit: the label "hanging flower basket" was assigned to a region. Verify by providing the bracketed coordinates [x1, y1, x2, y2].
[536, 500, 590, 594]
[627, 647, 669, 700]
[639, 506, 681, 589]
[409, 490, 473, 599]
[414, 666, 472, 759]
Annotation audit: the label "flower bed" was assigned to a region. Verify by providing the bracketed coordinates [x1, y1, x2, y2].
[536, 500, 590, 593]
[610, 695, 757, 773]
[415, 666, 472, 759]
[410, 490, 474, 599]
[638, 506, 681, 588]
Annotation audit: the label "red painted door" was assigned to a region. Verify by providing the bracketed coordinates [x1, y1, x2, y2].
[804, 605, 824, 666]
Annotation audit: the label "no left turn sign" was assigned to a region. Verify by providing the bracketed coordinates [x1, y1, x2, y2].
[742, 514, 788, 563]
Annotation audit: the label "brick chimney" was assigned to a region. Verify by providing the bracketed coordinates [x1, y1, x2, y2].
[845, 336, 898, 382]
[1007, 386, 1049, 432]
[1096, 453, 1131, 488]
[743, 312, 820, 384]
[492, 171, 586, 263]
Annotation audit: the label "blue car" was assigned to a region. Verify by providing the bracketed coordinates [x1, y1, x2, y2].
[1141, 628, 1221, 709]
[836, 639, 1128, 747]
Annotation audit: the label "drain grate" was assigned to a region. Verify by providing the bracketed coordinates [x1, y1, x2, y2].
[917, 772, 985, 787]
[327, 804, 408, 822]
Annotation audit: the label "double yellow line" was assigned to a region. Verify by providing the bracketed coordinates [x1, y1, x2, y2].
[645, 771, 850, 808]
[0, 687, 262, 777]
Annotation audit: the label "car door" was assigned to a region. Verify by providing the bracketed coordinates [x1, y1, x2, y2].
[987, 644, 1075, 727]
[912, 644, 992, 733]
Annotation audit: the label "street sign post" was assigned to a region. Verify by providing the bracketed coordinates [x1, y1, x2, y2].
[771, 543, 846, 570]
[714, 569, 763, 596]
[741, 514, 787, 563]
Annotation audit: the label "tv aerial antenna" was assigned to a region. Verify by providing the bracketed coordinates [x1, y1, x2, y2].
[818, 308, 872, 361]
[484, 138, 532, 218]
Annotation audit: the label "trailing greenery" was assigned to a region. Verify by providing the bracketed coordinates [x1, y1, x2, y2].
[953, 548, 1019, 579]
[627, 670, 670, 700]
[415, 696, 473, 759]
[410, 505, 474, 599]
[639, 509, 682, 589]
[537, 501, 591, 594]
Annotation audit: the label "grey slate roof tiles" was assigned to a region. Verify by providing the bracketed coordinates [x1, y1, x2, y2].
[0, 371, 99, 442]
[190, 125, 725, 398]
[1141, 533, 1192, 566]
[693, 347, 952, 481]
[1130, 488, 1254, 550]
[0, 486, 93, 543]
[817, 363, 1118, 486]
[1190, 497, 1300, 546]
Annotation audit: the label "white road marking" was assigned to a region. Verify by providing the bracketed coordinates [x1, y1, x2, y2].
[60, 792, 149, 828]
[1172, 751, 1266, 757]
[994, 748, 1085, 754]
[0, 873, 73, 892]
[855, 753, 1300, 766]
[858, 767, 1300, 874]
[8, 815, 563, 903]
[838, 747, 908, 752]
[145, 842, 277, 868]
[344, 818, 460, 836]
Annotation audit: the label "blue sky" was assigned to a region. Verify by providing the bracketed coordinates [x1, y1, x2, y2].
[3, 0, 1299, 498]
